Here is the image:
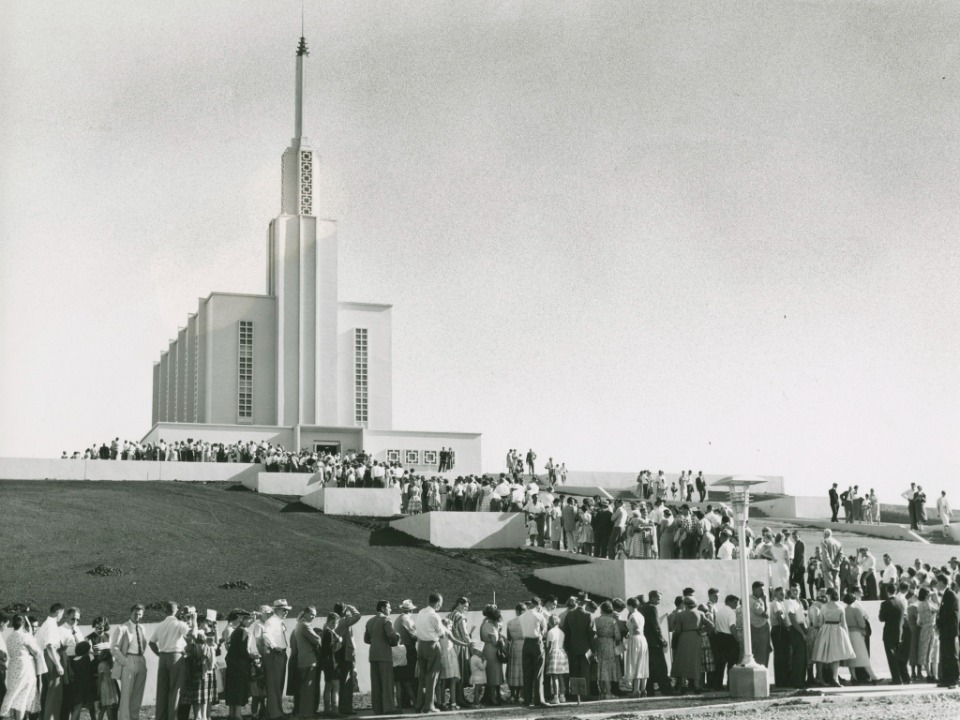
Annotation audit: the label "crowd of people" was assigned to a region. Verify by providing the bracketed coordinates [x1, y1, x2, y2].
[826, 482, 953, 538]
[1, 565, 958, 720]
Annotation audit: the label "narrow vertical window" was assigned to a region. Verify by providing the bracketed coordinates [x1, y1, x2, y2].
[238, 321, 254, 422]
[193, 326, 200, 422]
[355, 328, 368, 425]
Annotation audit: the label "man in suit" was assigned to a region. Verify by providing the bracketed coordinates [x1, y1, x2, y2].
[559, 597, 594, 700]
[640, 591, 672, 695]
[592, 501, 613, 559]
[561, 498, 578, 552]
[113, 604, 148, 720]
[334, 602, 362, 716]
[828, 484, 840, 523]
[291, 607, 321, 719]
[935, 575, 959, 688]
[364, 600, 400, 715]
[790, 531, 807, 598]
[879, 583, 909, 684]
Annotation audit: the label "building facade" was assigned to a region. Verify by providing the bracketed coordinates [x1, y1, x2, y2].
[144, 35, 481, 473]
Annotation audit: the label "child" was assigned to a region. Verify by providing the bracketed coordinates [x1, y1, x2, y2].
[670, 482, 678, 500]
[468, 645, 486, 706]
[544, 615, 568, 704]
[69, 640, 98, 720]
[96, 649, 119, 720]
[527, 516, 539, 547]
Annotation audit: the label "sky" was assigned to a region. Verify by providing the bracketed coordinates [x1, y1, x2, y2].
[1, 1, 958, 502]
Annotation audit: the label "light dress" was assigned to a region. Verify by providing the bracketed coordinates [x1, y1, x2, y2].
[812, 602, 855, 663]
[594, 614, 622, 683]
[769, 544, 790, 591]
[842, 604, 874, 673]
[0, 629, 41, 716]
[545, 626, 569, 675]
[622, 610, 649, 680]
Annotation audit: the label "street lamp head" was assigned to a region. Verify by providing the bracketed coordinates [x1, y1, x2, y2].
[711, 476, 767, 524]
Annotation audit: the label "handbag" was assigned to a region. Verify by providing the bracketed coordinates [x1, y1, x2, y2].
[614, 643, 625, 655]
[391, 645, 407, 668]
[496, 640, 508, 664]
[347, 669, 360, 693]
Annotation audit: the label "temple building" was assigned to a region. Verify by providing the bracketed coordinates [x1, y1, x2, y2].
[143, 35, 481, 473]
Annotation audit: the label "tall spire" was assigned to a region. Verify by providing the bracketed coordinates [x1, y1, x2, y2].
[295, 35, 309, 140]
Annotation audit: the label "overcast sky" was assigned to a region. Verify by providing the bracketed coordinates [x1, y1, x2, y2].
[1, 1, 958, 501]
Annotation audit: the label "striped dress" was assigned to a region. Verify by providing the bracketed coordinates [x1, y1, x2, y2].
[545, 626, 569, 675]
[506, 618, 525, 687]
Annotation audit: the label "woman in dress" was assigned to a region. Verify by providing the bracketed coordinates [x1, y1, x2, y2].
[811, 588, 855, 686]
[907, 591, 921, 680]
[594, 602, 622, 699]
[505, 605, 526, 703]
[917, 588, 940, 682]
[447, 598, 474, 707]
[544, 615, 569, 704]
[224, 610, 255, 720]
[478, 606, 504, 705]
[407, 480, 423, 515]
[670, 597, 707, 694]
[658, 510, 676, 560]
[319, 613, 342, 716]
[185, 627, 218, 720]
[769, 534, 791, 592]
[622, 597, 648, 697]
[0, 615, 41, 720]
[842, 593, 876, 684]
[577, 502, 594, 556]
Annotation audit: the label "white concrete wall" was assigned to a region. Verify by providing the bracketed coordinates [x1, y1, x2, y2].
[534, 559, 771, 608]
[390, 512, 527, 548]
[254, 472, 325, 496]
[300, 487, 401, 516]
[752, 496, 834, 520]
[792, 519, 923, 542]
[338, 303, 393, 431]
[563, 471, 786, 495]
[362, 430, 482, 476]
[142, 423, 294, 448]
[0, 458, 261, 484]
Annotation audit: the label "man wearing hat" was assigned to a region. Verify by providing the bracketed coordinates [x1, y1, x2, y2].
[334, 602, 362, 716]
[291, 607, 321, 720]
[261, 600, 291, 720]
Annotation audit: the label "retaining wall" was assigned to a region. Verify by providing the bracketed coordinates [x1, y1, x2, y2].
[390, 511, 526, 548]
[300, 486, 401, 516]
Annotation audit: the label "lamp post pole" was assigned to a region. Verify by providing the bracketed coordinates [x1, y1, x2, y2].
[712, 475, 769, 698]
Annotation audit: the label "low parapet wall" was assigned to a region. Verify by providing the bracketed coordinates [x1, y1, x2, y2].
[300, 486, 401, 516]
[0, 457, 260, 484]
[752, 495, 833, 520]
[534, 558, 771, 606]
[246, 472, 324, 496]
[789, 519, 925, 543]
[563, 471, 785, 495]
[390, 511, 526, 548]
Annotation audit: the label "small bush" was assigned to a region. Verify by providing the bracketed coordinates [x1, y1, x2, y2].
[86, 565, 123, 577]
[219, 580, 252, 590]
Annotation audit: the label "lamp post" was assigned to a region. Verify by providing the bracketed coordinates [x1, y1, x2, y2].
[712, 475, 769, 698]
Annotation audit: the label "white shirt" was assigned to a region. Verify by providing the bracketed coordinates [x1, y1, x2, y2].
[611, 507, 627, 530]
[150, 616, 191, 653]
[261, 615, 288, 650]
[60, 623, 84, 657]
[881, 563, 898, 584]
[36, 616, 62, 653]
[717, 540, 736, 560]
[518, 608, 547, 639]
[414, 607, 446, 642]
[785, 598, 807, 627]
[114, 621, 147, 661]
[714, 604, 736, 634]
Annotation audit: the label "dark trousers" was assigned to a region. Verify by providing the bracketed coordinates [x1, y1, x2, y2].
[884, 640, 909, 684]
[594, 532, 609, 558]
[521, 639, 545, 706]
[567, 653, 590, 697]
[646, 643, 672, 695]
[830, 502, 839, 523]
[337, 659, 354, 715]
[771, 625, 791, 687]
[711, 633, 738, 689]
[42, 672, 64, 720]
[156, 653, 186, 720]
[297, 666, 316, 719]
[789, 627, 807, 688]
[415, 640, 442, 712]
[607, 527, 623, 559]
[940, 632, 959, 685]
[369, 661, 396, 715]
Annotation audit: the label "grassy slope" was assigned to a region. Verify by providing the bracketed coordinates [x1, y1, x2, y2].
[0, 481, 584, 620]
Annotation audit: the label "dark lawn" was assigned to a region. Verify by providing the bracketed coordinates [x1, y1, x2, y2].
[0, 480, 586, 620]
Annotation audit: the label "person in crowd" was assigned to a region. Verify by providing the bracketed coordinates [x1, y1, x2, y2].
[744, 582, 771, 667]
[257, 600, 289, 720]
[622, 597, 648, 697]
[363, 600, 399, 716]
[576, 501, 594, 556]
[768, 587, 791, 688]
[477, 606, 504, 705]
[670, 596, 707, 694]
[789, 531, 806, 598]
[821, 530, 843, 591]
[291, 606, 321, 719]
[593, 602, 621, 700]
[36, 603, 66, 720]
[445, 598, 473, 708]
[112, 605, 148, 720]
[333, 602, 361, 716]
[784, 586, 808, 689]
[96, 646, 120, 720]
[317, 613, 342, 716]
[224, 610, 255, 720]
[607, 500, 627, 560]
[414, 592, 447, 713]
[879, 582, 909, 684]
[828, 484, 840, 523]
[60, 606, 90, 720]
[592, 501, 613, 559]
[711, 595, 739, 690]
[504, 603, 525, 704]
[937, 491, 952, 539]
[559, 597, 593, 702]
[935, 574, 959, 688]
[0, 615, 42, 720]
[183, 626, 217, 720]
[811, 587, 855, 686]
[518, 598, 547, 708]
[392, 600, 418, 710]
[543, 615, 568, 704]
[149, 602, 195, 720]
[917, 587, 940, 683]
[843, 592, 876, 684]
[638, 591, 671, 696]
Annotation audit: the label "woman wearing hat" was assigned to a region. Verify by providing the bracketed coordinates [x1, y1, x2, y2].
[670, 596, 709, 694]
[393, 600, 418, 709]
[184, 623, 219, 720]
[224, 610, 255, 720]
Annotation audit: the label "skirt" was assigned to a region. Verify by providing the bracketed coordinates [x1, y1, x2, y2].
[595, 638, 621, 683]
[622, 635, 648, 680]
[408, 496, 423, 513]
[440, 642, 460, 680]
[545, 643, 569, 675]
[481, 642, 503, 687]
[812, 624, 855, 664]
[185, 670, 218, 706]
[700, 632, 714, 671]
[843, 631, 872, 669]
[224, 660, 252, 706]
[507, 640, 525, 687]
